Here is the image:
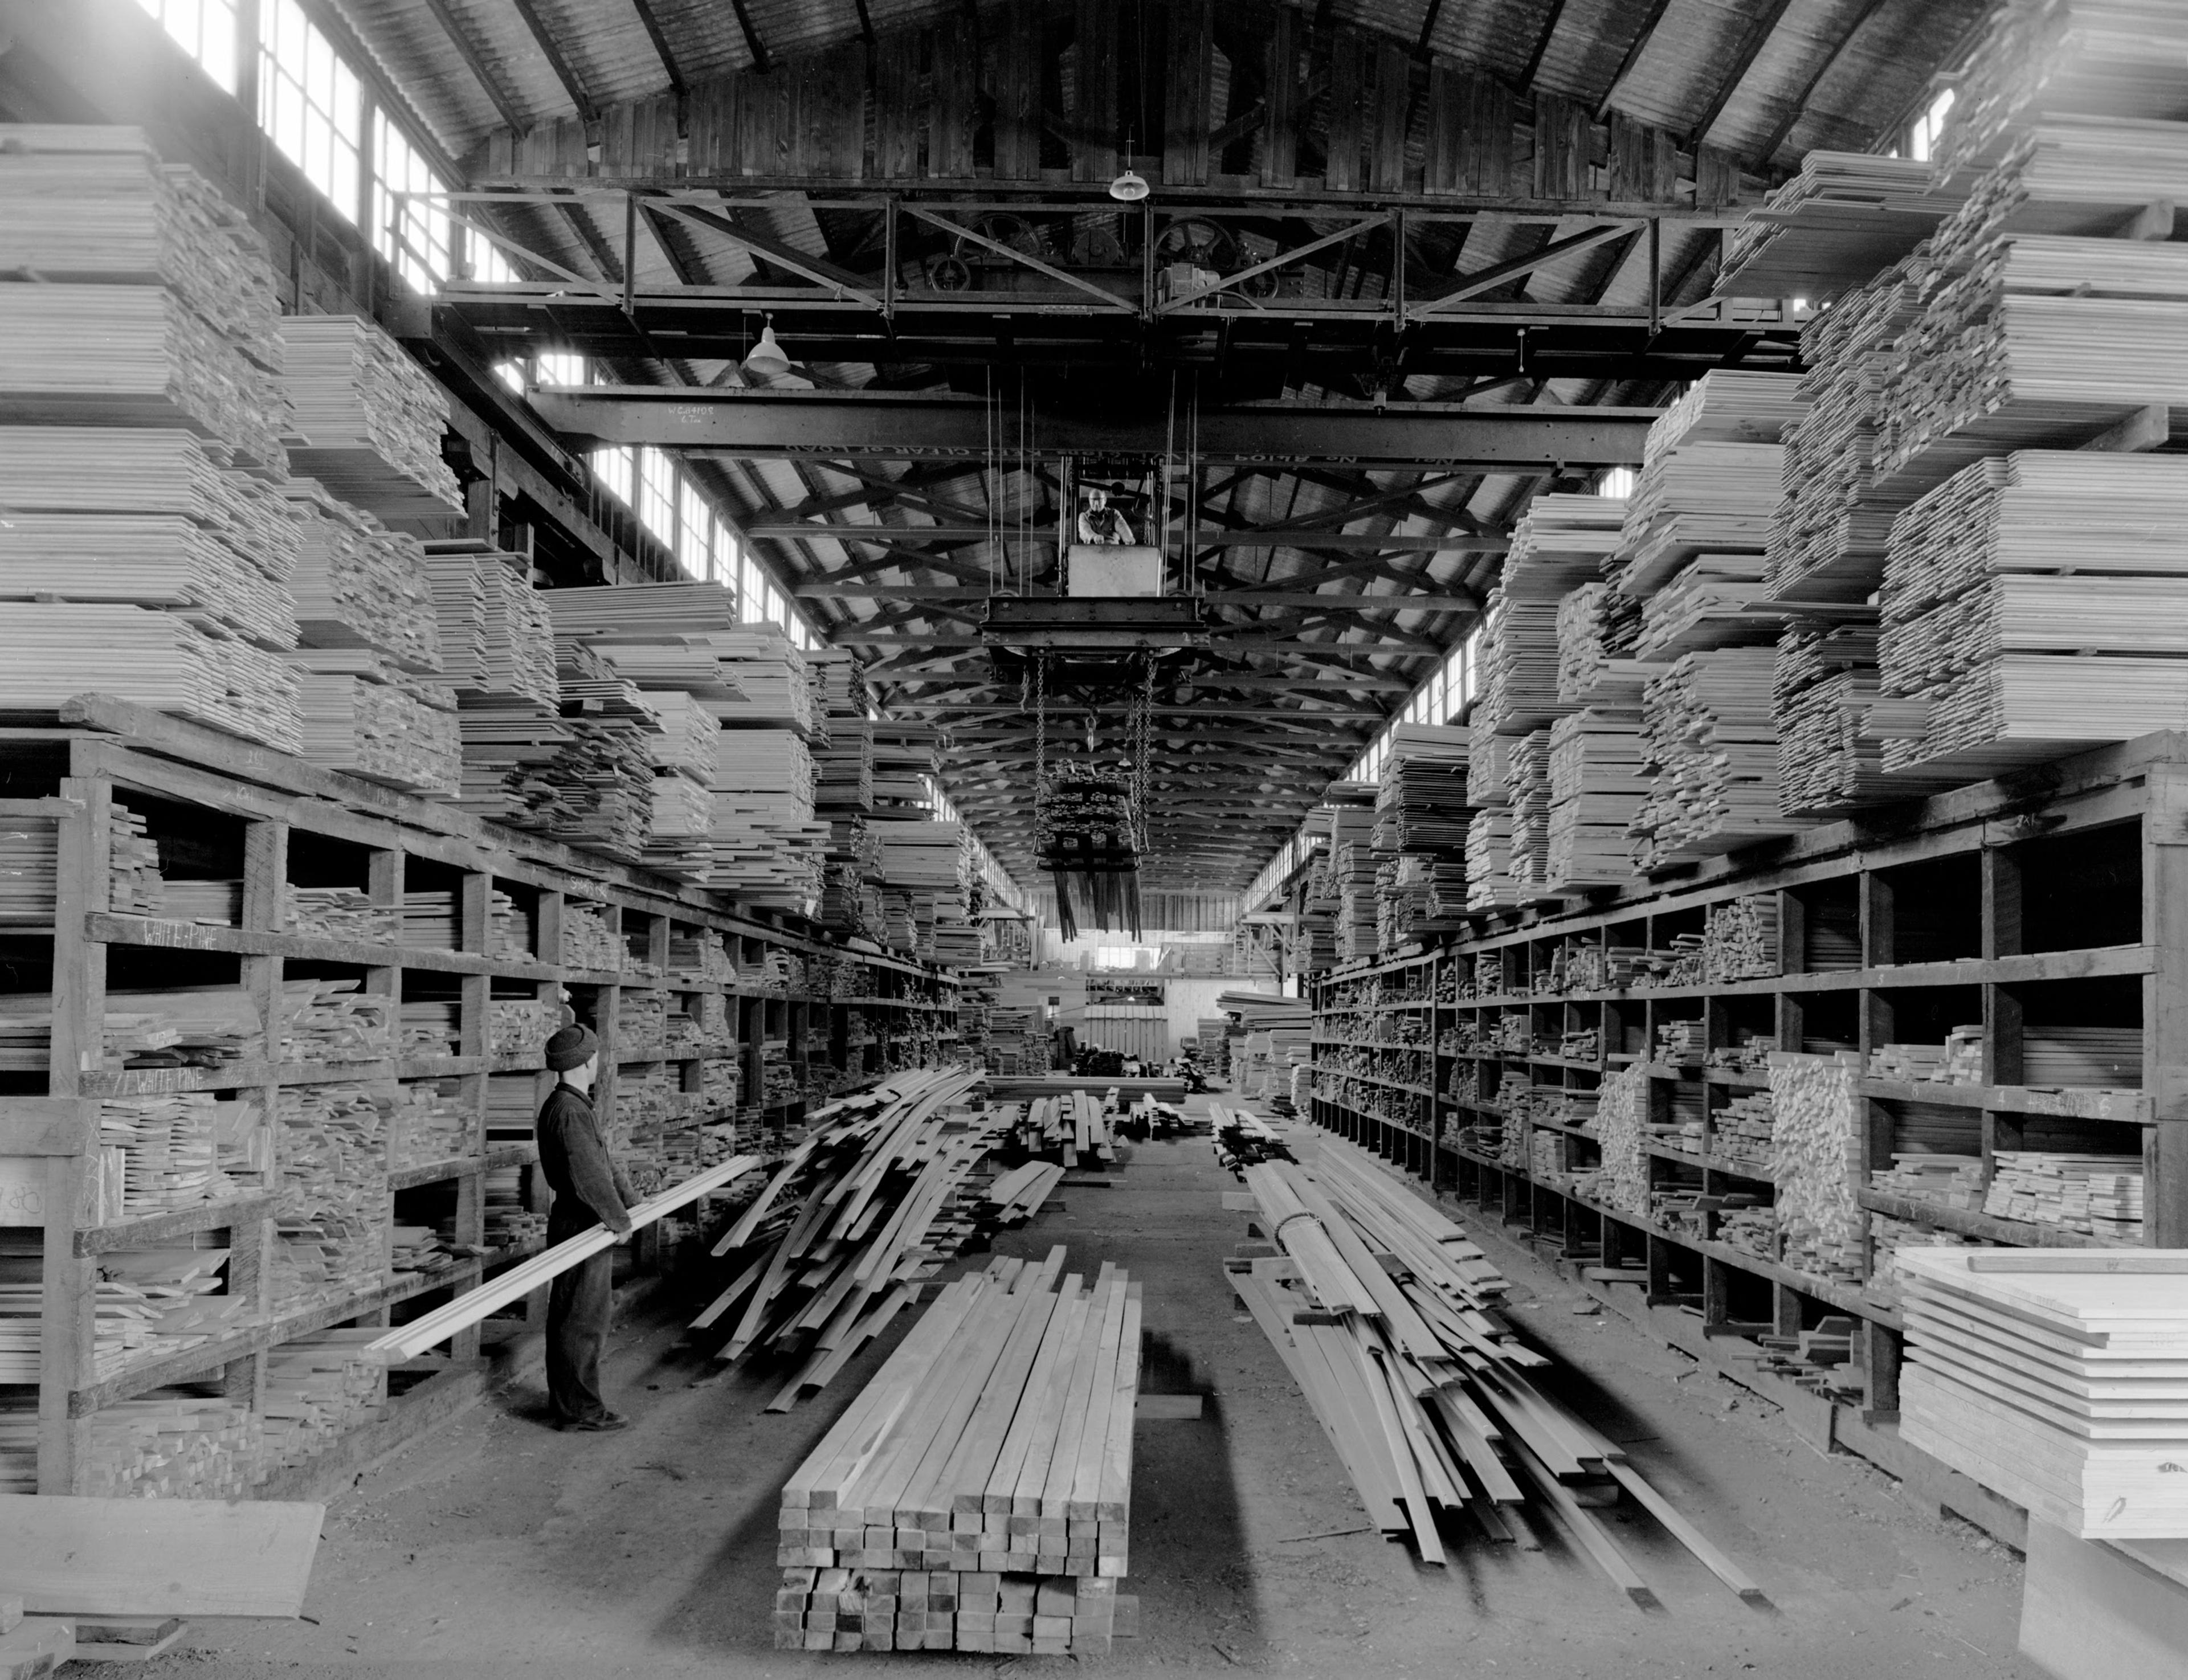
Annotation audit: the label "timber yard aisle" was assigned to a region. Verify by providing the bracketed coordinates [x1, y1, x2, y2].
[144, 1099, 2036, 1679]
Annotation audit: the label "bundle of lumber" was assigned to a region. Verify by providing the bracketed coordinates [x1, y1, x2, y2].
[986, 1160, 1067, 1225]
[1593, 1067, 1650, 1214]
[1627, 649, 1807, 869]
[1555, 580, 1658, 706]
[1879, 451, 2188, 779]
[0, 426, 299, 581]
[1009, 1092, 1126, 1167]
[1932, 0, 2188, 177]
[1376, 854, 1465, 949]
[0, 603, 301, 751]
[1615, 443, 1782, 600]
[1507, 727, 1554, 893]
[875, 821, 971, 893]
[1371, 723, 1472, 854]
[92, 1092, 237, 1217]
[423, 543, 557, 708]
[640, 687, 722, 780]
[1766, 1052, 1864, 1281]
[1545, 708, 1648, 892]
[1648, 369, 1811, 453]
[1933, 118, 2188, 276]
[275, 314, 460, 516]
[1875, 236, 2188, 496]
[1703, 895, 1779, 983]
[1634, 554, 1779, 663]
[269, 1082, 387, 1310]
[774, 1248, 1138, 1654]
[1465, 808, 1522, 911]
[814, 718, 876, 812]
[694, 1070, 1014, 1405]
[1899, 1246, 2188, 1538]
[1475, 591, 1569, 738]
[1770, 291, 1931, 604]
[0, 512, 296, 650]
[0, 280, 287, 468]
[1983, 1151, 2146, 1237]
[0, 128, 283, 366]
[285, 656, 460, 795]
[1770, 616, 1950, 815]
[1718, 153, 1969, 300]
[1232, 1145, 1764, 1604]
[284, 481, 442, 673]
[552, 589, 814, 734]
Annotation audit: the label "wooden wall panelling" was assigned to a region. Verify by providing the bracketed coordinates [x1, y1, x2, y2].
[1072, 0, 1120, 184]
[1423, 63, 1509, 197]
[1532, 89, 1593, 201]
[602, 93, 680, 177]
[1693, 144, 1744, 210]
[687, 72, 745, 176]
[991, 1, 1046, 181]
[791, 43, 868, 179]
[518, 115, 590, 178]
[1324, 26, 1368, 191]
[1259, 3, 1299, 187]
[741, 63, 794, 176]
[930, 14, 978, 179]
[1368, 38, 1411, 194]
[1606, 111, 1678, 203]
[874, 28, 924, 179]
[1162, 0, 1215, 187]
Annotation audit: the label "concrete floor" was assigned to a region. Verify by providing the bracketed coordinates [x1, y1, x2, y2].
[146, 1105, 2041, 1679]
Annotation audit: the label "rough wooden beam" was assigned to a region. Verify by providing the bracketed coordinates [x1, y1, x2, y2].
[1593, 0, 1676, 122]
[1746, 0, 1893, 167]
[422, 0, 531, 134]
[1518, 0, 1571, 92]
[626, 0, 688, 97]
[506, 0, 599, 122]
[1683, 0, 1797, 150]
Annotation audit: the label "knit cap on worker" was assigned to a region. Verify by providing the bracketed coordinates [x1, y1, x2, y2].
[545, 1024, 598, 1072]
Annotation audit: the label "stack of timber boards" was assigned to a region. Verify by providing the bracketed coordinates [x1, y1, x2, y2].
[1230, 1144, 1765, 1607]
[775, 1246, 1140, 1654]
[1900, 1248, 2188, 1538]
[1931, 0, 2188, 179]
[275, 314, 461, 517]
[1372, 725, 1472, 855]
[692, 1069, 1011, 1408]
[1877, 442, 2188, 783]
[1718, 153, 1969, 301]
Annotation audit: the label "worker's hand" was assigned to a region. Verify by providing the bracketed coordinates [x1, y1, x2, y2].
[612, 1225, 636, 1245]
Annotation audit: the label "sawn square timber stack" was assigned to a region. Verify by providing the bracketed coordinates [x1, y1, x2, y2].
[774, 1248, 1139, 1653]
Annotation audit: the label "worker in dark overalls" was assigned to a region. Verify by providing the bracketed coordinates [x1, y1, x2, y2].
[536, 1023, 635, 1432]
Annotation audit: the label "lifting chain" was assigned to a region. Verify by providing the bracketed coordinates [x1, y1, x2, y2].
[1129, 653, 1156, 855]
[1031, 652, 1048, 828]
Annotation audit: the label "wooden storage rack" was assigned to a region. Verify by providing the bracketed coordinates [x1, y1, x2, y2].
[1309, 732, 2188, 1425]
[0, 696, 957, 1494]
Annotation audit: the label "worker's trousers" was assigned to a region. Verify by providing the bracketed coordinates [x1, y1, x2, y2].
[545, 1240, 615, 1423]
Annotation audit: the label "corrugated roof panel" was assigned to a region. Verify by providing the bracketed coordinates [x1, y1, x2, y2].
[1591, 0, 1751, 136]
[517, 0, 682, 112]
[336, 0, 507, 155]
[1529, 0, 1650, 109]
[1426, 0, 1553, 86]
[638, 0, 757, 81]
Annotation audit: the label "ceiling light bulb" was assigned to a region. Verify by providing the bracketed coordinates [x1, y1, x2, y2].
[1108, 170, 1150, 203]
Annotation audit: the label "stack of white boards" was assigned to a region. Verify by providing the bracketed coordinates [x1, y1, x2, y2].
[1717, 152, 1969, 301]
[1900, 1248, 2188, 1538]
[775, 1246, 1138, 1653]
[276, 314, 460, 516]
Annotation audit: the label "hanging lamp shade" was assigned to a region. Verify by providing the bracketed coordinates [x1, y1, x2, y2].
[742, 324, 791, 379]
[1108, 170, 1150, 203]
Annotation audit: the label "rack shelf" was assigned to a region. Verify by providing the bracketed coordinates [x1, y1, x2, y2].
[0, 697, 964, 1496]
[1308, 732, 2188, 1429]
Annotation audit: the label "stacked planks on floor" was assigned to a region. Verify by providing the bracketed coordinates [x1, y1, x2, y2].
[693, 1069, 1009, 1408]
[275, 314, 461, 517]
[1900, 1247, 2188, 1539]
[775, 1245, 1139, 1654]
[1879, 451, 2188, 780]
[1231, 1143, 1765, 1605]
